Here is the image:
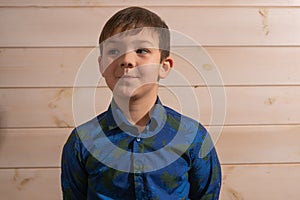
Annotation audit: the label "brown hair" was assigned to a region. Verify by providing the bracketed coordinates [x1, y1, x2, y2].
[98, 7, 170, 62]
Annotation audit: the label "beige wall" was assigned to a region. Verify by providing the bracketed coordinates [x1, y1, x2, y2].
[0, 1, 300, 199]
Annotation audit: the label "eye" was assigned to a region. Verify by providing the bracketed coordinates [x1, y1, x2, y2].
[107, 49, 120, 56]
[136, 48, 150, 55]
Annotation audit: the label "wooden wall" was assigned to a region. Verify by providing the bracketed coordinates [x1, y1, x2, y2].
[1, 1, 300, 199]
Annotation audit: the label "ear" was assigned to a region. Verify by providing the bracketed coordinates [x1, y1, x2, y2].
[98, 56, 105, 77]
[159, 57, 173, 79]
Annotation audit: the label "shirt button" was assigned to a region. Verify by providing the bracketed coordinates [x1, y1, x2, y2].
[134, 159, 143, 173]
[136, 137, 141, 143]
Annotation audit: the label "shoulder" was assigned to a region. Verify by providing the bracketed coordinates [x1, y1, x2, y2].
[69, 110, 109, 141]
[163, 105, 211, 154]
[63, 111, 108, 153]
[163, 105, 206, 135]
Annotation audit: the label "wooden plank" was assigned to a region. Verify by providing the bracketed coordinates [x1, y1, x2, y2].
[167, 46, 300, 86]
[0, 88, 84, 128]
[215, 125, 300, 164]
[204, 47, 300, 86]
[0, 168, 61, 200]
[220, 164, 300, 200]
[0, 128, 71, 168]
[1, 165, 300, 199]
[219, 86, 300, 125]
[0, 86, 299, 128]
[0, 125, 299, 168]
[0, 48, 92, 87]
[1, 7, 300, 47]
[1, 47, 300, 87]
[0, 0, 299, 7]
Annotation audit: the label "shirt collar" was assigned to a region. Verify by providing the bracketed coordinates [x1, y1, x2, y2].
[105, 97, 167, 137]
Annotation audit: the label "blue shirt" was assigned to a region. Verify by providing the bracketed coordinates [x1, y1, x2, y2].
[61, 98, 221, 199]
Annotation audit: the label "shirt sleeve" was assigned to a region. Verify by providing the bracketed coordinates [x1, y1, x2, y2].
[61, 129, 88, 200]
[188, 127, 222, 200]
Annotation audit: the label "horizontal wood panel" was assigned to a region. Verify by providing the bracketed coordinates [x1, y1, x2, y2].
[1, 47, 300, 87]
[221, 164, 300, 200]
[1, 7, 300, 47]
[216, 125, 300, 164]
[0, 87, 299, 128]
[0, 2, 298, 200]
[0, 48, 90, 87]
[0, 125, 299, 168]
[0, 168, 61, 200]
[1, 0, 300, 7]
[1, 165, 300, 199]
[0, 128, 70, 168]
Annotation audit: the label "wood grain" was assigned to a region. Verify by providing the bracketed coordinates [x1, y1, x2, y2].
[1, 86, 299, 128]
[216, 125, 300, 164]
[221, 164, 300, 200]
[1, 47, 300, 87]
[0, 0, 299, 7]
[0, 168, 61, 200]
[1, 2, 299, 199]
[1, 7, 300, 47]
[1, 165, 300, 200]
[0, 128, 70, 168]
[0, 125, 299, 168]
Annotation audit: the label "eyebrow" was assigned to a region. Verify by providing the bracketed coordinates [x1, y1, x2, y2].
[133, 40, 155, 46]
[105, 39, 156, 47]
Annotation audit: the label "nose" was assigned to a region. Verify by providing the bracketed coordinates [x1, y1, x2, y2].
[120, 52, 135, 68]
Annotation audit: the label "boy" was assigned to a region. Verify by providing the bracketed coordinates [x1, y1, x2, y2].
[61, 7, 221, 200]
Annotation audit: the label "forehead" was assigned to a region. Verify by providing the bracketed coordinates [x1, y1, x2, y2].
[103, 28, 160, 48]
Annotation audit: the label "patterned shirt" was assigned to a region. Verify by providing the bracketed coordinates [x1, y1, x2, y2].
[61, 98, 221, 199]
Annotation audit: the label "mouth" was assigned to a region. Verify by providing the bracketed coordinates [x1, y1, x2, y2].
[120, 75, 138, 79]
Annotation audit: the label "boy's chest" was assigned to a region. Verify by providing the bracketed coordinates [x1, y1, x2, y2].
[85, 154, 191, 199]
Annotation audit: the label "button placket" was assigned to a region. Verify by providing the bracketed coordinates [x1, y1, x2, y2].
[133, 134, 147, 197]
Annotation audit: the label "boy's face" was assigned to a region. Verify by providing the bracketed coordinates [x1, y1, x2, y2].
[99, 28, 173, 100]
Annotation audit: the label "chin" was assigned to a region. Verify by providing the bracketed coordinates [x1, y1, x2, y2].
[113, 83, 158, 100]
[113, 87, 136, 99]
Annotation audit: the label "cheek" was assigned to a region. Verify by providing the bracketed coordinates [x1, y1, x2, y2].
[101, 57, 117, 74]
[104, 74, 117, 91]
[139, 65, 161, 82]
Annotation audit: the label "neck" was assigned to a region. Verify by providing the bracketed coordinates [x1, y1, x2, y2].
[114, 91, 157, 130]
